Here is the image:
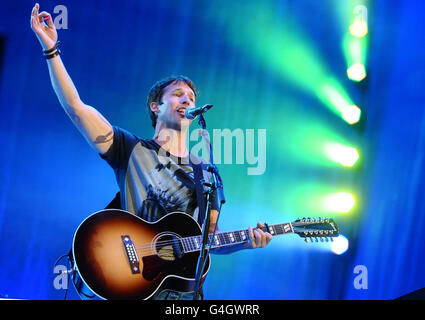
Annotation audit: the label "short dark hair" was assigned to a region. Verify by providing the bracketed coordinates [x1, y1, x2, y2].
[146, 75, 198, 128]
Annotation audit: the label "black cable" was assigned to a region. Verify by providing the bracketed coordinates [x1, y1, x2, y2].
[53, 253, 72, 300]
[63, 255, 71, 300]
[54, 254, 69, 267]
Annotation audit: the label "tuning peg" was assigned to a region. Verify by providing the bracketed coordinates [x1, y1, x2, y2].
[330, 238, 334, 242]
[304, 238, 309, 243]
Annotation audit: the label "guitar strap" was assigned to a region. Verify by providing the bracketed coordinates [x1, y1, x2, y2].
[190, 158, 207, 227]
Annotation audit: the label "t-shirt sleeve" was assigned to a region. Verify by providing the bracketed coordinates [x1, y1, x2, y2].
[99, 126, 139, 186]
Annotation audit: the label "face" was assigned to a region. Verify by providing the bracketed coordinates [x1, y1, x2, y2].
[151, 81, 196, 131]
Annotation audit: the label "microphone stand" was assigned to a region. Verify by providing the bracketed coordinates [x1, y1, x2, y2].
[192, 112, 225, 300]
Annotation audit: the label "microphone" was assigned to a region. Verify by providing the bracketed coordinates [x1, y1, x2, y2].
[184, 104, 214, 120]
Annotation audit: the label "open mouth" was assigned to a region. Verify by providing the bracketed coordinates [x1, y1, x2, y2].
[176, 107, 187, 118]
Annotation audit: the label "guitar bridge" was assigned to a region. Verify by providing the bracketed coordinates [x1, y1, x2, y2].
[121, 235, 140, 274]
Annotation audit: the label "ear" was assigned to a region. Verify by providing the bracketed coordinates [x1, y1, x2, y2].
[150, 101, 161, 114]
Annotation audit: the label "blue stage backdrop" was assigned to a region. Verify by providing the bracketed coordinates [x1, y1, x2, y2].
[1, 0, 425, 300]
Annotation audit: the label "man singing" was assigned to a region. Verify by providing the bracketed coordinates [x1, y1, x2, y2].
[30, 3, 272, 300]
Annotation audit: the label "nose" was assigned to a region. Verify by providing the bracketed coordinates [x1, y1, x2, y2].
[181, 95, 191, 105]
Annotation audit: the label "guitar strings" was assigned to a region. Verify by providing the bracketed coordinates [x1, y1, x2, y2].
[135, 240, 213, 253]
[133, 235, 210, 250]
[133, 236, 222, 252]
[134, 241, 199, 257]
[132, 237, 219, 256]
[131, 224, 255, 254]
[133, 238, 189, 249]
[133, 228, 252, 250]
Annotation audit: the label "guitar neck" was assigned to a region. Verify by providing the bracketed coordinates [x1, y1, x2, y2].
[180, 222, 294, 253]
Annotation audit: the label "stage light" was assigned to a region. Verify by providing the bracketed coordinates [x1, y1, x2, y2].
[322, 192, 355, 213]
[317, 79, 361, 124]
[343, 11, 368, 83]
[349, 4, 368, 38]
[347, 63, 366, 82]
[331, 235, 349, 255]
[349, 19, 368, 38]
[323, 142, 359, 167]
[207, 2, 359, 125]
[342, 104, 361, 124]
[278, 113, 362, 168]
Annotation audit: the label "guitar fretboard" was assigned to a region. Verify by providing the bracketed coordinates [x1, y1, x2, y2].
[180, 223, 294, 253]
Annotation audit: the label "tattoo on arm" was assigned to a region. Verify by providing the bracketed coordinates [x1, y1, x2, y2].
[94, 130, 113, 144]
[67, 107, 113, 145]
[70, 112, 81, 124]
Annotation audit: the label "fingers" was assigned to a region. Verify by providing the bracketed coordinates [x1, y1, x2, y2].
[31, 4, 47, 30]
[30, 4, 39, 29]
[32, 3, 39, 16]
[38, 11, 50, 20]
[38, 11, 54, 28]
[33, 3, 40, 20]
[248, 223, 272, 249]
[31, 4, 54, 29]
[248, 226, 261, 248]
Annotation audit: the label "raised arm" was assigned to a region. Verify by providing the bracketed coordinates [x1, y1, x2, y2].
[30, 3, 113, 155]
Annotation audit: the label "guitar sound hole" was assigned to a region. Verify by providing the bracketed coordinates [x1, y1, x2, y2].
[155, 233, 183, 261]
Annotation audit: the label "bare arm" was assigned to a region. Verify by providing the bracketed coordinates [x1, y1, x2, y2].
[30, 3, 113, 154]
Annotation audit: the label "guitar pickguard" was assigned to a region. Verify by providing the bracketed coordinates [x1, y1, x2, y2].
[141, 255, 170, 281]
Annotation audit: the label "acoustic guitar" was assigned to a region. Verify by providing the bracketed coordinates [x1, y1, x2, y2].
[70, 209, 339, 300]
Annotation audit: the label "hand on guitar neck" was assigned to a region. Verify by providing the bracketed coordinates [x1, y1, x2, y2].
[207, 210, 272, 253]
[248, 222, 273, 249]
[210, 221, 273, 255]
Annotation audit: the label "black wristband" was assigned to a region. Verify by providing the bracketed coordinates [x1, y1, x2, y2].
[43, 41, 61, 54]
[45, 49, 61, 60]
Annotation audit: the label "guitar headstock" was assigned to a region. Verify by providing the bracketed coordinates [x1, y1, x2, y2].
[292, 217, 339, 243]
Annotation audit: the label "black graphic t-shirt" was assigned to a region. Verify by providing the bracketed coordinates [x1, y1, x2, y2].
[100, 126, 219, 224]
